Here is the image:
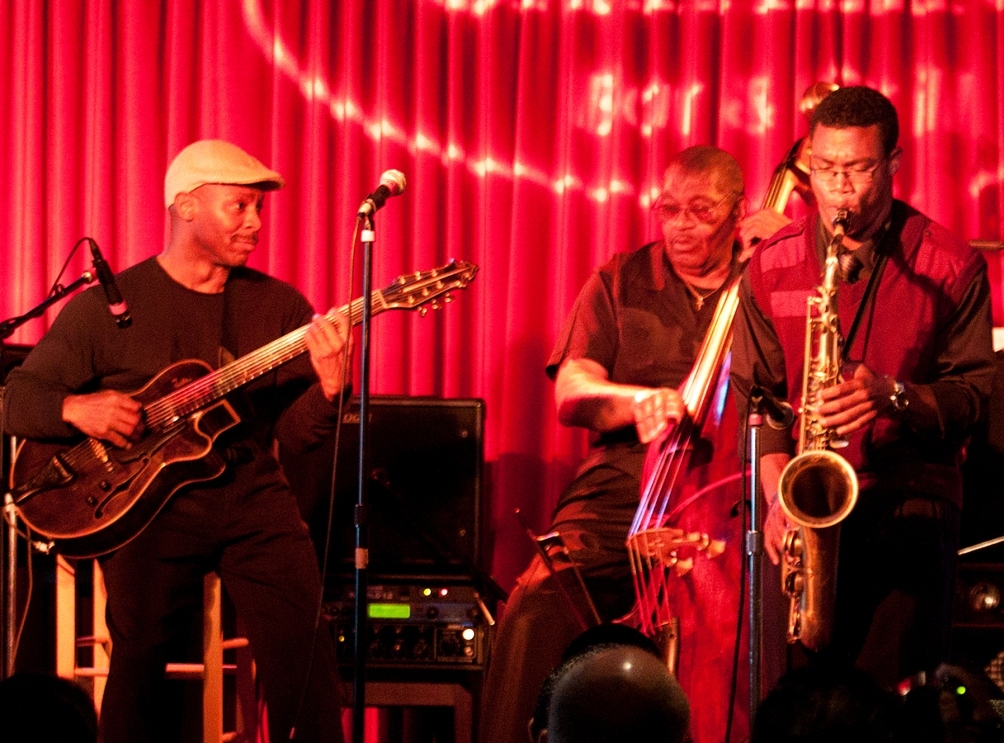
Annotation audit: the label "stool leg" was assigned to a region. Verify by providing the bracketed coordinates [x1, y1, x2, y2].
[203, 574, 223, 743]
[234, 621, 257, 740]
[55, 556, 76, 681]
[92, 561, 109, 711]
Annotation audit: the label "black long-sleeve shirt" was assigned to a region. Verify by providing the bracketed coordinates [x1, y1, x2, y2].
[4, 257, 338, 455]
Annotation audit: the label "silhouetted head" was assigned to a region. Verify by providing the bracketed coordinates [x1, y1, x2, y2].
[545, 644, 690, 743]
[529, 624, 665, 742]
[751, 664, 900, 743]
[0, 672, 97, 743]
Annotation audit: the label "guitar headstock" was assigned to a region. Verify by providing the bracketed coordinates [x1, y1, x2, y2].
[380, 260, 479, 316]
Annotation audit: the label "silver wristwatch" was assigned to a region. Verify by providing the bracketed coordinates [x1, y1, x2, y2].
[889, 379, 909, 412]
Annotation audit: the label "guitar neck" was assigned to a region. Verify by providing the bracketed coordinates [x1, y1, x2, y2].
[143, 290, 387, 428]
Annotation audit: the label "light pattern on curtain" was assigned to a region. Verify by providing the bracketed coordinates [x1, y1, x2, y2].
[3, 0, 1002, 591]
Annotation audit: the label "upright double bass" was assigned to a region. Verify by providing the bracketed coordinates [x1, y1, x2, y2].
[625, 83, 837, 743]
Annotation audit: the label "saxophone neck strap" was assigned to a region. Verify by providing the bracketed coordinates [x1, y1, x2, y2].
[843, 201, 908, 355]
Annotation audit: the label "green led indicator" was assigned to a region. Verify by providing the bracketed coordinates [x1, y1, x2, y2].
[368, 603, 411, 619]
[956, 685, 967, 695]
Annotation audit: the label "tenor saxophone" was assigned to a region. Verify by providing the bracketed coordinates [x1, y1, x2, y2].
[775, 209, 859, 651]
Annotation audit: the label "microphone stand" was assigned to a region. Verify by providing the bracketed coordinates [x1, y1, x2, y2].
[0, 270, 95, 679]
[352, 216, 375, 743]
[959, 535, 1004, 556]
[745, 394, 766, 721]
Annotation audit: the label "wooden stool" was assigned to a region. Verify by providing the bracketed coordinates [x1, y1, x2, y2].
[341, 680, 473, 743]
[55, 557, 256, 743]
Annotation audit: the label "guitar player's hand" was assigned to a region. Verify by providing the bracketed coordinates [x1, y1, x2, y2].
[305, 312, 352, 401]
[62, 390, 144, 448]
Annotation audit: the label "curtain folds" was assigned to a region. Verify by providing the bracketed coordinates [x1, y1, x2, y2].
[3, 0, 1002, 588]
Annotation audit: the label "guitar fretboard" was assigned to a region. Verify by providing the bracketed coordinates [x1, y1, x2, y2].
[142, 291, 387, 428]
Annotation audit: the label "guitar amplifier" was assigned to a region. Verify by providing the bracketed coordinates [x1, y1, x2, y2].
[323, 580, 491, 670]
[281, 395, 486, 580]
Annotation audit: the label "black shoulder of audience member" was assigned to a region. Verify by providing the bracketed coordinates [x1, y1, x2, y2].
[901, 664, 1004, 743]
[0, 671, 98, 743]
[751, 664, 901, 743]
[752, 662, 1004, 743]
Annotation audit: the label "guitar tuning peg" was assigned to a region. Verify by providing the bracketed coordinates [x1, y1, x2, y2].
[419, 307, 428, 317]
[674, 557, 694, 576]
[431, 300, 441, 311]
[443, 293, 454, 303]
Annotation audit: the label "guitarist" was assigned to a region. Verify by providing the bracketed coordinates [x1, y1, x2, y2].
[4, 140, 350, 743]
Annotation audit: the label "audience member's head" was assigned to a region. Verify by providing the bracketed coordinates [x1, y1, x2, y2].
[751, 664, 901, 743]
[559, 622, 663, 664]
[547, 644, 690, 743]
[0, 671, 98, 743]
[529, 623, 665, 742]
[528, 623, 689, 743]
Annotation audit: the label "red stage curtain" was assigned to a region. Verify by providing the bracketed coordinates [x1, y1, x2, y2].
[3, 0, 1003, 596]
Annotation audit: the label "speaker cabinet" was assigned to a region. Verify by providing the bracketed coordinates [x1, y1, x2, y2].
[281, 396, 485, 582]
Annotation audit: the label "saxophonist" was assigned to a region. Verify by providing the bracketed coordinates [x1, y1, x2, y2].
[731, 86, 995, 687]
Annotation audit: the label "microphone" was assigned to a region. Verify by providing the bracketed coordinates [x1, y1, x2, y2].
[357, 170, 407, 217]
[750, 385, 795, 430]
[88, 240, 132, 329]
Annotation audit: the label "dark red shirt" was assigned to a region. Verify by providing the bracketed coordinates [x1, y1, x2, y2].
[731, 202, 995, 504]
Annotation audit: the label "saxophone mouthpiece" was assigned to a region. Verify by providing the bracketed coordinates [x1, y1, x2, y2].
[832, 209, 850, 237]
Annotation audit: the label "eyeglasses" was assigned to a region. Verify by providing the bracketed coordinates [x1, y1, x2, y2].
[809, 159, 885, 186]
[653, 192, 739, 224]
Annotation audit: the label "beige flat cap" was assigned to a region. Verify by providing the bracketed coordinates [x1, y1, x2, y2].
[164, 139, 285, 208]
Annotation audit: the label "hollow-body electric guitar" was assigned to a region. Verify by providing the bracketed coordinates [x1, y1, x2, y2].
[11, 260, 478, 558]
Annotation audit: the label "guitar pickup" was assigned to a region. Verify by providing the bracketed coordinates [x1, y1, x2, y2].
[88, 438, 115, 473]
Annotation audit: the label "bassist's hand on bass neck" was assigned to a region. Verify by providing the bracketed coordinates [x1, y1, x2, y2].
[62, 389, 144, 449]
[738, 209, 792, 261]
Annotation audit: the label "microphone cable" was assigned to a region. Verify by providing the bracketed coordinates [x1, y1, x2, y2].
[287, 219, 359, 740]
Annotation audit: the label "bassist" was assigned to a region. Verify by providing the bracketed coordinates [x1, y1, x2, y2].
[479, 146, 788, 743]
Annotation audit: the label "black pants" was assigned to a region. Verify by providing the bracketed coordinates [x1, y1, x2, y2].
[479, 466, 638, 743]
[98, 454, 343, 743]
[824, 493, 960, 687]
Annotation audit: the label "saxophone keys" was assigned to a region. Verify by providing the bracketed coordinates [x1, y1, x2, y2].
[829, 436, 850, 449]
[783, 529, 803, 560]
